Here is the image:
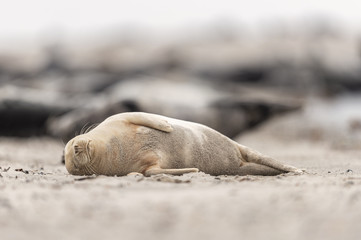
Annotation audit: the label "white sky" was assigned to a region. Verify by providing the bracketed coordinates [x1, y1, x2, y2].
[0, 0, 361, 38]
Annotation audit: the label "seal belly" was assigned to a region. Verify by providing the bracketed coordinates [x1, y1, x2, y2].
[155, 123, 242, 175]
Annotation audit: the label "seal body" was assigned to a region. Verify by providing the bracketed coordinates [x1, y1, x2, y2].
[64, 112, 301, 176]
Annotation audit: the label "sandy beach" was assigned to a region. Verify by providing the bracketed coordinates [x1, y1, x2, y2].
[2, 2, 361, 239]
[1, 98, 361, 240]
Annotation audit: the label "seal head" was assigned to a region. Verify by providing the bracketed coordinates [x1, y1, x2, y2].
[64, 135, 105, 175]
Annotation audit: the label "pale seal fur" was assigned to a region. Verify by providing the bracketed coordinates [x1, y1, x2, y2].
[64, 112, 302, 176]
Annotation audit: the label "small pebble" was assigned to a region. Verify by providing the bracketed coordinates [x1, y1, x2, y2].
[346, 169, 353, 173]
[15, 169, 29, 174]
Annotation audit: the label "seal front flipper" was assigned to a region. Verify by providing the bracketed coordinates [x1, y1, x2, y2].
[144, 166, 199, 177]
[119, 112, 173, 133]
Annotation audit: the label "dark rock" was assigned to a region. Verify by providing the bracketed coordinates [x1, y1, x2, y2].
[210, 98, 300, 137]
[0, 85, 75, 136]
[46, 98, 140, 142]
[48, 77, 301, 141]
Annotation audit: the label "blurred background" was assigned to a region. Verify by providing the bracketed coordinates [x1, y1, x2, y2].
[2, 2, 361, 240]
[1, 0, 361, 145]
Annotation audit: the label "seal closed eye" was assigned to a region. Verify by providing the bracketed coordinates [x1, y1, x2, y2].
[64, 112, 302, 176]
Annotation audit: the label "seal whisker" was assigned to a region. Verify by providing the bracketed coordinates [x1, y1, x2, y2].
[80, 123, 90, 135]
[88, 164, 98, 175]
[83, 164, 92, 175]
[83, 157, 96, 174]
[84, 123, 98, 134]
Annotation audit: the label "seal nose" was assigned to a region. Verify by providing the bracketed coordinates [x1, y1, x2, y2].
[74, 144, 80, 155]
[73, 138, 90, 155]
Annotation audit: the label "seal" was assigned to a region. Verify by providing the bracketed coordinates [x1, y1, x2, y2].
[64, 112, 302, 176]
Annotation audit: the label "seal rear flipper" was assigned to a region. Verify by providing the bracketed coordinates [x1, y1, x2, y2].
[121, 112, 173, 133]
[144, 167, 199, 177]
[238, 144, 302, 174]
[238, 162, 284, 176]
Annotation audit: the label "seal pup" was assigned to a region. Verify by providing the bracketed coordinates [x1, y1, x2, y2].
[64, 112, 302, 176]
